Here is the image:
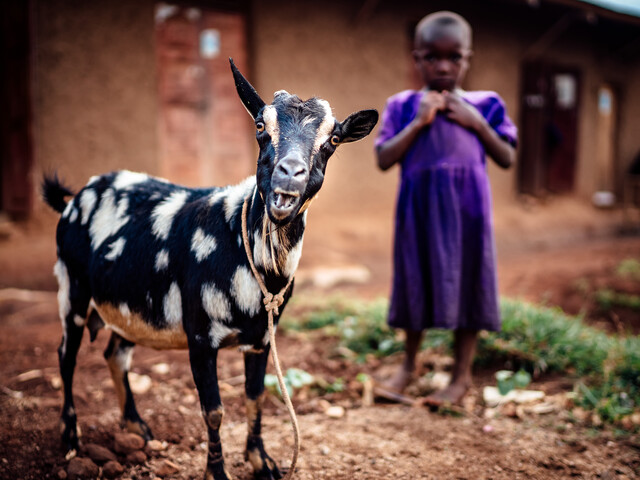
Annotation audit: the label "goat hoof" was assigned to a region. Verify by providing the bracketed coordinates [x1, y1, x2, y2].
[248, 453, 283, 479]
[124, 418, 154, 441]
[203, 466, 234, 480]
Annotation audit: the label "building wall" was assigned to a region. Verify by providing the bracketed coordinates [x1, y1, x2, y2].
[251, 0, 640, 219]
[250, 0, 531, 228]
[33, 0, 159, 212]
[28, 0, 639, 221]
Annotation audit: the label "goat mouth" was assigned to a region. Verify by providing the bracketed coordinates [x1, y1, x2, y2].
[269, 190, 300, 220]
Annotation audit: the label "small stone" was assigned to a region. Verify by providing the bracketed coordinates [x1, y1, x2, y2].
[155, 459, 180, 477]
[151, 363, 170, 375]
[500, 402, 518, 418]
[114, 432, 145, 454]
[591, 413, 603, 427]
[50, 376, 62, 390]
[325, 405, 345, 418]
[571, 407, 589, 422]
[146, 439, 168, 451]
[102, 460, 124, 478]
[84, 443, 117, 464]
[320, 445, 330, 455]
[126, 450, 147, 464]
[67, 457, 99, 480]
[56, 468, 68, 479]
[128, 373, 152, 394]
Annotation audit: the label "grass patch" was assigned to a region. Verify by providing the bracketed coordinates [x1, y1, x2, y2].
[616, 258, 640, 280]
[283, 295, 640, 425]
[595, 289, 640, 311]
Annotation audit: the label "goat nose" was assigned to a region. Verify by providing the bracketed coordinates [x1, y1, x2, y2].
[275, 156, 307, 180]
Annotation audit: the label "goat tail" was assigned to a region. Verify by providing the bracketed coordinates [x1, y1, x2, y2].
[42, 173, 75, 214]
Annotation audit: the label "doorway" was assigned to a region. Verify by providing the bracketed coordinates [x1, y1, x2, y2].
[0, 0, 34, 218]
[155, 4, 253, 187]
[518, 62, 581, 196]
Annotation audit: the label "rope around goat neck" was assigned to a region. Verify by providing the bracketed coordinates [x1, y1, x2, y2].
[241, 194, 299, 480]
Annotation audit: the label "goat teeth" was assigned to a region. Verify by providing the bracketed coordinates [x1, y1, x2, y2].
[274, 193, 295, 209]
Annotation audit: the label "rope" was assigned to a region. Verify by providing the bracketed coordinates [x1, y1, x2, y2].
[241, 193, 299, 480]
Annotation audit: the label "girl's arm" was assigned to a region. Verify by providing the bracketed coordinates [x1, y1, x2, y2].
[376, 91, 445, 171]
[444, 92, 515, 169]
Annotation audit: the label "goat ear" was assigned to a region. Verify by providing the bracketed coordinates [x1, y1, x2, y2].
[339, 109, 379, 143]
[229, 58, 265, 119]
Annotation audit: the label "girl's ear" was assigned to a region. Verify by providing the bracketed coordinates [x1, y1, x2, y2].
[338, 110, 379, 144]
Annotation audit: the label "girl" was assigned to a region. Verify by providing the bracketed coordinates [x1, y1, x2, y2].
[375, 11, 517, 406]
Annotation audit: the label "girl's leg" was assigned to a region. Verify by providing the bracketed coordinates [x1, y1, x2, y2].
[424, 328, 478, 405]
[382, 329, 423, 393]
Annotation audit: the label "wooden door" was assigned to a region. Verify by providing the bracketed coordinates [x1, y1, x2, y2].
[545, 69, 580, 193]
[518, 62, 581, 195]
[155, 4, 253, 187]
[0, 0, 34, 218]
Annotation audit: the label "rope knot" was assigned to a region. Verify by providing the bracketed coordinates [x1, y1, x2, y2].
[263, 292, 285, 315]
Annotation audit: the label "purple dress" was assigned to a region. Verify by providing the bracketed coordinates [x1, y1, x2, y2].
[375, 90, 517, 332]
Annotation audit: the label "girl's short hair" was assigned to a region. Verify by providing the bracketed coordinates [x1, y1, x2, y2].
[415, 11, 472, 49]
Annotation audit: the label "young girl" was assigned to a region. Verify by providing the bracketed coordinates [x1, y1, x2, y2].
[375, 11, 517, 406]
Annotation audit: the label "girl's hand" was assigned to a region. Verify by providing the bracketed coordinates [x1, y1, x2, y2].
[415, 91, 446, 127]
[443, 91, 483, 131]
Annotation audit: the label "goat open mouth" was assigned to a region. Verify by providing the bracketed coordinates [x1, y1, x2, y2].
[269, 189, 300, 220]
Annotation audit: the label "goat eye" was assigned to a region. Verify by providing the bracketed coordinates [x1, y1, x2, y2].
[330, 135, 340, 146]
[256, 122, 265, 133]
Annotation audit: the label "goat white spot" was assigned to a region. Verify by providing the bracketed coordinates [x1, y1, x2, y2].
[53, 260, 71, 326]
[201, 283, 231, 322]
[312, 99, 335, 156]
[90, 189, 130, 250]
[79, 189, 97, 225]
[113, 170, 149, 190]
[252, 230, 272, 270]
[151, 190, 189, 241]
[115, 346, 133, 372]
[209, 323, 240, 349]
[191, 228, 217, 262]
[263, 105, 280, 152]
[208, 189, 227, 206]
[263, 327, 275, 346]
[62, 201, 74, 219]
[105, 237, 126, 261]
[155, 249, 169, 272]
[68, 207, 78, 224]
[231, 266, 262, 316]
[224, 177, 255, 223]
[283, 239, 304, 278]
[86, 175, 100, 186]
[163, 282, 182, 326]
[119, 303, 131, 318]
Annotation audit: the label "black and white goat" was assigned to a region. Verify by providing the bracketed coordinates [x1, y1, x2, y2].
[43, 59, 378, 480]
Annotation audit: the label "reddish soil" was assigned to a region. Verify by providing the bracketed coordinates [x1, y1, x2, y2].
[1, 217, 640, 479]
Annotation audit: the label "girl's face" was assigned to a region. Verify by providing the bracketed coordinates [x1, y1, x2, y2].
[413, 26, 471, 92]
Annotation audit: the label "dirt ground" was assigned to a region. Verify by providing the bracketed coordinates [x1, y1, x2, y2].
[1, 210, 640, 479]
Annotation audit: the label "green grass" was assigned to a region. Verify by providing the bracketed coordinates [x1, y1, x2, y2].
[595, 289, 640, 311]
[282, 295, 640, 426]
[616, 258, 640, 280]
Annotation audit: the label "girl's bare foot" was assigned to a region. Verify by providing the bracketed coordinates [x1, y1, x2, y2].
[421, 379, 470, 408]
[373, 367, 414, 402]
[384, 366, 414, 393]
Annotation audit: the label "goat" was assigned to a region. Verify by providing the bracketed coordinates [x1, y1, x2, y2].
[42, 59, 378, 480]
